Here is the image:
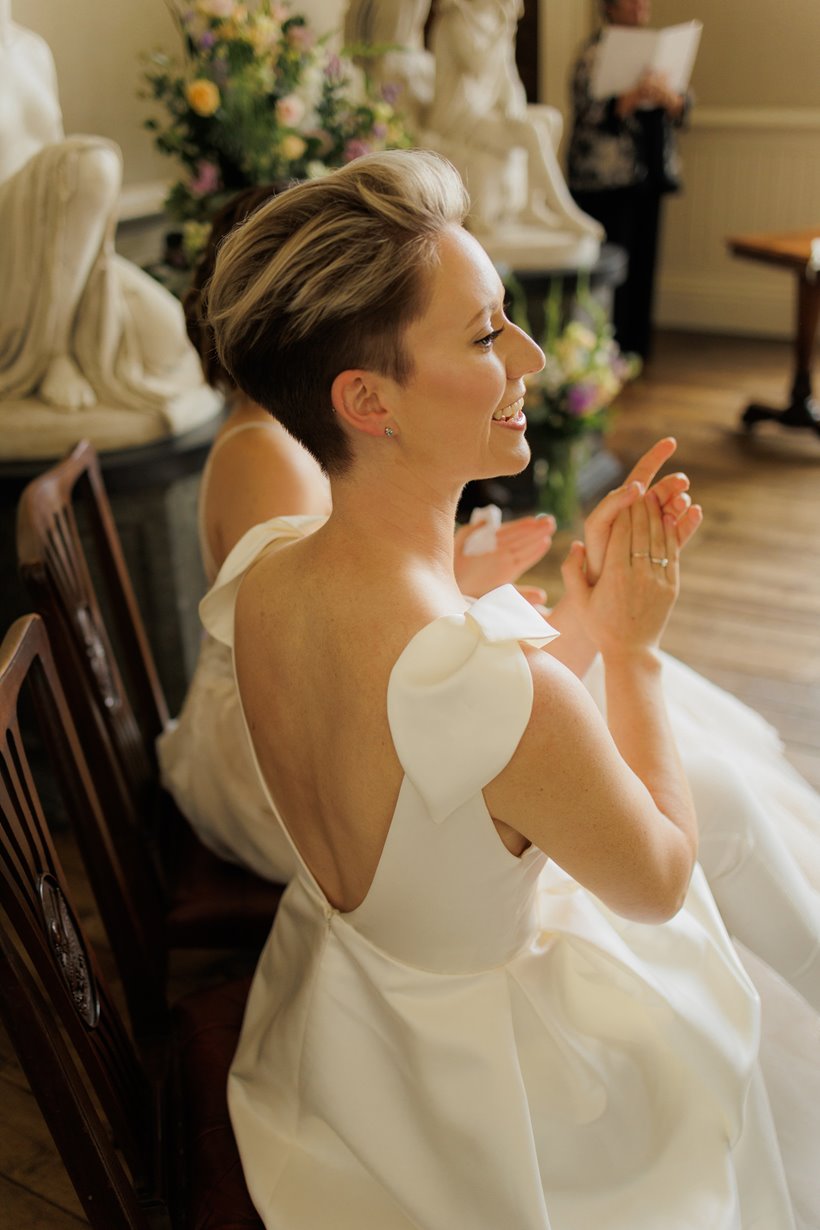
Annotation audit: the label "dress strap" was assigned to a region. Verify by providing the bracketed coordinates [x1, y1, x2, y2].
[200, 514, 327, 647]
[387, 585, 559, 823]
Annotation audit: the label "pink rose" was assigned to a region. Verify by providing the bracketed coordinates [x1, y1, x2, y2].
[276, 94, 306, 127]
[343, 138, 371, 163]
[189, 160, 221, 196]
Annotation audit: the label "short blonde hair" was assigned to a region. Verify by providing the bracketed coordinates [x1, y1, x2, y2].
[207, 149, 469, 474]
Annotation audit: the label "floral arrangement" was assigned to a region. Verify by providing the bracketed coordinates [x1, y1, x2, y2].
[519, 280, 641, 443]
[506, 277, 641, 523]
[141, 0, 412, 265]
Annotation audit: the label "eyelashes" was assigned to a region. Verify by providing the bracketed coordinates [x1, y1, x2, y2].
[475, 327, 504, 350]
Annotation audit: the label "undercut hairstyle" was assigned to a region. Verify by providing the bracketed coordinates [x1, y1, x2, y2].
[183, 184, 286, 395]
[206, 149, 470, 475]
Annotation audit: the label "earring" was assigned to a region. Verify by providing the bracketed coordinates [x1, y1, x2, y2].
[384, 426, 395, 438]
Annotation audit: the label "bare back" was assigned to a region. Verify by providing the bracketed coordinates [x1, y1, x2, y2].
[234, 530, 466, 912]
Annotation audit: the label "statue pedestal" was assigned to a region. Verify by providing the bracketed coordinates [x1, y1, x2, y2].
[0, 412, 224, 716]
[458, 242, 628, 521]
[504, 241, 628, 345]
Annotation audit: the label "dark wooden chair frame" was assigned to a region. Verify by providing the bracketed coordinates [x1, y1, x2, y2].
[0, 614, 262, 1230]
[16, 440, 281, 1043]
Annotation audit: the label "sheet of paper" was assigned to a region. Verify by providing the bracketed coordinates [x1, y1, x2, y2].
[590, 21, 702, 101]
[654, 22, 702, 95]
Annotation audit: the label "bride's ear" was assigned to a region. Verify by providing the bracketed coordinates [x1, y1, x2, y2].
[331, 370, 394, 439]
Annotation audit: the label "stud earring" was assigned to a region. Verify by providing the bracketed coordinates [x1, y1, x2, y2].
[384, 426, 395, 438]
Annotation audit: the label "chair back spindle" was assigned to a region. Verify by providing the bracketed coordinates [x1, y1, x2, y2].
[0, 616, 164, 1228]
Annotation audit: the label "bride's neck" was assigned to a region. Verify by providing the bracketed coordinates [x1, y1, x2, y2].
[328, 467, 461, 579]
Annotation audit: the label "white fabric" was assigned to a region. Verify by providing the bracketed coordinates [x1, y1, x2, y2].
[461, 502, 502, 556]
[160, 520, 820, 1008]
[157, 515, 326, 882]
[188, 531, 819, 1227]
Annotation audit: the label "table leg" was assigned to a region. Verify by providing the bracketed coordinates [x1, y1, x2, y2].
[742, 273, 820, 436]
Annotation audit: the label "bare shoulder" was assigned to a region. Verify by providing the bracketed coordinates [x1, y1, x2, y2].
[205, 417, 330, 566]
[234, 534, 305, 643]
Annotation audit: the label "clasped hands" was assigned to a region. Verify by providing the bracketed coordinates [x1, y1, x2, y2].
[562, 436, 702, 656]
[619, 70, 685, 120]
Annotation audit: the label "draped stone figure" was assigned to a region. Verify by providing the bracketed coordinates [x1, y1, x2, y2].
[343, 0, 435, 129]
[0, 2, 220, 459]
[344, 0, 602, 270]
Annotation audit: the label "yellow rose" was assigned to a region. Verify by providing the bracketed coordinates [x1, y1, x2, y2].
[280, 133, 307, 160]
[186, 78, 220, 117]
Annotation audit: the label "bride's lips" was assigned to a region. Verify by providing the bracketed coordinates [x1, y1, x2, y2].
[491, 395, 526, 430]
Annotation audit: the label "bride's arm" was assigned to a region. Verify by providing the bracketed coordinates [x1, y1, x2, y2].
[485, 497, 697, 924]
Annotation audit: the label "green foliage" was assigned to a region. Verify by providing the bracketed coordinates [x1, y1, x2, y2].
[140, 0, 412, 263]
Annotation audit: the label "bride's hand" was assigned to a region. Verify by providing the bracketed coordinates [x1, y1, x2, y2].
[584, 437, 702, 584]
[453, 514, 556, 597]
[562, 490, 679, 656]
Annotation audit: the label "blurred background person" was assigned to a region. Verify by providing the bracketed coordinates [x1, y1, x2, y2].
[567, 0, 690, 360]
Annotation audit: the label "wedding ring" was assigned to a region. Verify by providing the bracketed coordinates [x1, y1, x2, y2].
[631, 551, 669, 567]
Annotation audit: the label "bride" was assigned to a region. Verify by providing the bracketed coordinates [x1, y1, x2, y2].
[197, 149, 817, 1228]
[159, 185, 558, 881]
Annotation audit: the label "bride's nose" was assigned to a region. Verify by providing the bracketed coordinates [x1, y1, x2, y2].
[507, 324, 545, 378]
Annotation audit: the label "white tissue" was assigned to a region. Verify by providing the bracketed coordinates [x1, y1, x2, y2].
[461, 504, 502, 556]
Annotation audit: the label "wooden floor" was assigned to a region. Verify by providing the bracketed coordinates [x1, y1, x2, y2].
[1, 330, 819, 1225]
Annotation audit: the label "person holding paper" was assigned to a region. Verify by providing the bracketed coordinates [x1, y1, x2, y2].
[567, 0, 691, 359]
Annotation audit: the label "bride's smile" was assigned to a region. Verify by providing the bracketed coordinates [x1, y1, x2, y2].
[382, 223, 543, 485]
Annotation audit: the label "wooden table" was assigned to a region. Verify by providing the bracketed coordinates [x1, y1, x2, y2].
[727, 227, 820, 436]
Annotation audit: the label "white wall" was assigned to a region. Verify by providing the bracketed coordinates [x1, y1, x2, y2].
[540, 0, 820, 337]
[13, 0, 820, 336]
[16, 0, 178, 204]
[651, 0, 820, 336]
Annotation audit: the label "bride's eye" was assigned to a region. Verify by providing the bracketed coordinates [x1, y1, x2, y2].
[475, 327, 504, 350]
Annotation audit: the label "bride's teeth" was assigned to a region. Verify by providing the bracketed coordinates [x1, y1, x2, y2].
[493, 397, 523, 422]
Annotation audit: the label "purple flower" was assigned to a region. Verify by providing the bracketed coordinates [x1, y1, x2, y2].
[566, 382, 599, 417]
[189, 159, 221, 196]
[325, 54, 342, 81]
[198, 30, 216, 50]
[372, 122, 387, 139]
[343, 138, 371, 163]
[380, 82, 401, 104]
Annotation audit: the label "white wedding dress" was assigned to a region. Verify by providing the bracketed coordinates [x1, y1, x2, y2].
[160, 513, 820, 1015]
[175, 525, 820, 1229]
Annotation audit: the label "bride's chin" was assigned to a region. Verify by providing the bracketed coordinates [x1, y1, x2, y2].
[488, 441, 531, 479]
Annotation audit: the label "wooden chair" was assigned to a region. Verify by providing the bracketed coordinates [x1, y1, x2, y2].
[16, 440, 281, 1043]
[0, 614, 262, 1230]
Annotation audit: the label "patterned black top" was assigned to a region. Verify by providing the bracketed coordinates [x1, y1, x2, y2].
[567, 30, 689, 195]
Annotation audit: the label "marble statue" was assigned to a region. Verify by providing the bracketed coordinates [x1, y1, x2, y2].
[344, 0, 435, 130]
[345, 0, 602, 272]
[427, 0, 603, 268]
[0, 2, 221, 460]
